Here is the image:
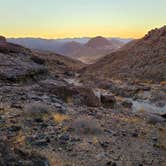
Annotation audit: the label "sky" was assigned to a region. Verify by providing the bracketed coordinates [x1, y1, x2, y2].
[0, 0, 166, 39]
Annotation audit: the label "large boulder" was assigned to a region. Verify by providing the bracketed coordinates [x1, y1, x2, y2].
[39, 80, 101, 107]
[101, 94, 116, 108]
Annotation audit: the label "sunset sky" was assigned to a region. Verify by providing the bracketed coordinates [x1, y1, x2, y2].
[1, 0, 166, 39]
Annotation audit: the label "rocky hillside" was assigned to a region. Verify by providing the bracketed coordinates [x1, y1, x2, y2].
[0, 35, 166, 166]
[81, 26, 166, 83]
[0, 36, 84, 83]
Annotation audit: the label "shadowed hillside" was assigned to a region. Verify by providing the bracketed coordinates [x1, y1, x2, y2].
[81, 26, 166, 83]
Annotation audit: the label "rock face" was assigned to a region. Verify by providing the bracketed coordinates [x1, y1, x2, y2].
[81, 26, 166, 82]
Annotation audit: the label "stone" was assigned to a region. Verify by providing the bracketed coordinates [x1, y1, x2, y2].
[101, 94, 116, 108]
[32, 140, 48, 147]
[106, 161, 117, 166]
[59, 134, 70, 142]
[122, 100, 133, 108]
[132, 132, 138, 137]
[147, 114, 165, 125]
[161, 113, 166, 119]
[64, 71, 75, 77]
[152, 137, 158, 142]
[9, 125, 21, 132]
[100, 141, 109, 148]
[34, 118, 43, 123]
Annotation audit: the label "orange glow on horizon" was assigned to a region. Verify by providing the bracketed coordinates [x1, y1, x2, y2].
[2, 27, 147, 39]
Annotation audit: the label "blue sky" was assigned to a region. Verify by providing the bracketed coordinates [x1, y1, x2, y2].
[0, 0, 166, 38]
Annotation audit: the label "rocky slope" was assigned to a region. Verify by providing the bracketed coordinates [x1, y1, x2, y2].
[0, 35, 166, 166]
[81, 26, 166, 83]
[0, 37, 84, 83]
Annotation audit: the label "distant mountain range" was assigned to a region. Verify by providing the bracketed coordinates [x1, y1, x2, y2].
[7, 37, 132, 63]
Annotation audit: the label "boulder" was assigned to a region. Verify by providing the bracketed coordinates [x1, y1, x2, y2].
[161, 114, 166, 120]
[121, 100, 133, 108]
[101, 94, 116, 108]
[39, 81, 101, 107]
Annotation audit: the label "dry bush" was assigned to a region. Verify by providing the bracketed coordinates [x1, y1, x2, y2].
[23, 102, 51, 121]
[70, 117, 102, 135]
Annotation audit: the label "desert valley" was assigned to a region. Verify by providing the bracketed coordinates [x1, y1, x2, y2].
[0, 25, 166, 166]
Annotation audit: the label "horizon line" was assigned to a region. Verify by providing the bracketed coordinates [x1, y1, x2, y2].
[6, 36, 137, 40]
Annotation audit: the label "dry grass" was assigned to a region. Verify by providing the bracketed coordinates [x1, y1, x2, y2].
[14, 131, 26, 145]
[53, 113, 70, 123]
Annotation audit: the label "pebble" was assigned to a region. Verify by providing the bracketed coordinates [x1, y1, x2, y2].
[9, 125, 21, 132]
[100, 141, 109, 148]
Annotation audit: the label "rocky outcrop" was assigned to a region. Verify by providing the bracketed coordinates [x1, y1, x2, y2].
[101, 94, 116, 108]
[38, 80, 101, 107]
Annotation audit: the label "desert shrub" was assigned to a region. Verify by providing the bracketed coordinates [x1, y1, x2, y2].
[70, 117, 102, 135]
[24, 102, 51, 121]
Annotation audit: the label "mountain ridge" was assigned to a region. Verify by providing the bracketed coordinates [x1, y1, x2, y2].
[81, 25, 166, 83]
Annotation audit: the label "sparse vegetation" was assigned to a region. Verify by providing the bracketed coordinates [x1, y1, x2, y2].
[70, 117, 102, 135]
[23, 102, 51, 122]
[53, 113, 70, 123]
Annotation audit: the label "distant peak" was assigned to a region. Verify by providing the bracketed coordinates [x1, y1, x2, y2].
[86, 36, 110, 48]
